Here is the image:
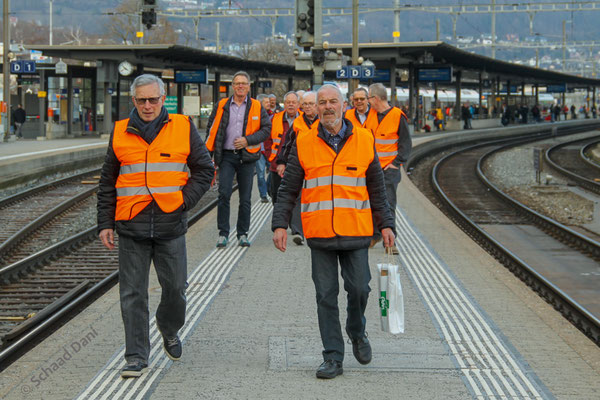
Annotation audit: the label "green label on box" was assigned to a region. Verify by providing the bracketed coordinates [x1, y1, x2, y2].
[379, 291, 389, 316]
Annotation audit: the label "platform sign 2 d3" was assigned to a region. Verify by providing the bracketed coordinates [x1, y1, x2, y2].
[10, 60, 36, 74]
[336, 65, 375, 79]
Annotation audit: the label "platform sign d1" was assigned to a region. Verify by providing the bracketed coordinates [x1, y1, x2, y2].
[10, 60, 36, 74]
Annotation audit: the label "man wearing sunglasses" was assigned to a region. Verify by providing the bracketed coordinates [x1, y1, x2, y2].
[206, 71, 272, 248]
[344, 87, 378, 133]
[97, 74, 215, 378]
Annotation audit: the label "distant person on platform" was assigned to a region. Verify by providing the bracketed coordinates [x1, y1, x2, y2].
[461, 102, 473, 129]
[254, 94, 272, 203]
[13, 104, 26, 138]
[269, 93, 283, 113]
[97, 74, 215, 378]
[206, 71, 271, 248]
[274, 90, 320, 246]
[258, 94, 274, 118]
[367, 83, 412, 255]
[272, 84, 395, 379]
[265, 91, 300, 205]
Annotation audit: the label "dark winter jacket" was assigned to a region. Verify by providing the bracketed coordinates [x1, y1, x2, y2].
[206, 94, 271, 165]
[97, 108, 215, 240]
[271, 119, 395, 250]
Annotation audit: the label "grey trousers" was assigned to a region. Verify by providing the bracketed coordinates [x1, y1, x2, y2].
[118, 234, 187, 364]
[310, 247, 371, 362]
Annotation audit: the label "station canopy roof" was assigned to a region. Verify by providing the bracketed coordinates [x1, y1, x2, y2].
[334, 41, 600, 88]
[25, 44, 311, 80]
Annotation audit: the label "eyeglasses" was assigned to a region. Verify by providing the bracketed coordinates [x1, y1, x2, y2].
[367, 96, 376, 100]
[134, 97, 161, 105]
[232, 82, 249, 86]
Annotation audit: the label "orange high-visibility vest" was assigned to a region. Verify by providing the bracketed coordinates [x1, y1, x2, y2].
[344, 107, 378, 133]
[206, 97, 262, 153]
[268, 111, 290, 162]
[292, 114, 319, 134]
[296, 124, 375, 239]
[373, 107, 406, 168]
[113, 115, 190, 221]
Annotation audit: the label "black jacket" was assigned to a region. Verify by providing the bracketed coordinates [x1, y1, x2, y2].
[13, 108, 26, 124]
[206, 94, 271, 165]
[271, 119, 395, 250]
[97, 111, 215, 240]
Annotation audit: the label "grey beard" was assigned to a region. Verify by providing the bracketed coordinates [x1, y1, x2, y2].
[322, 117, 341, 131]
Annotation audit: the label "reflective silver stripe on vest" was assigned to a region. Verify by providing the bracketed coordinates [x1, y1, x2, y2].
[149, 185, 183, 194]
[119, 162, 189, 175]
[273, 138, 281, 144]
[377, 150, 398, 158]
[247, 144, 261, 150]
[116, 186, 151, 197]
[301, 198, 370, 213]
[375, 138, 398, 145]
[303, 175, 366, 189]
[116, 185, 182, 197]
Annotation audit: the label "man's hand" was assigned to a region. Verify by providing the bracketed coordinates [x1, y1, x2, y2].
[276, 164, 286, 177]
[273, 228, 287, 252]
[381, 227, 395, 248]
[99, 228, 115, 250]
[233, 137, 248, 150]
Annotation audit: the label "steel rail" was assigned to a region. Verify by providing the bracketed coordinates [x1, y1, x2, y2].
[544, 136, 600, 195]
[0, 167, 100, 208]
[430, 135, 600, 345]
[0, 186, 97, 264]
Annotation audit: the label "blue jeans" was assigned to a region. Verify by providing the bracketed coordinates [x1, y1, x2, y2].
[310, 247, 371, 362]
[118, 234, 187, 364]
[217, 151, 255, 238]
[255, 153, 268, 198]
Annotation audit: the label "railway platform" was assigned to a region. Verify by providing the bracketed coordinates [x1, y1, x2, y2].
[0, 127, 599, 399]
[0, 137, 108, 190]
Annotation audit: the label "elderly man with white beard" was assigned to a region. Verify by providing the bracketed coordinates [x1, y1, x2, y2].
[271, 84, 396, 379]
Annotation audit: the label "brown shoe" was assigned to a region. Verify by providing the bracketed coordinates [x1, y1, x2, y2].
[369, 237, 382, 248]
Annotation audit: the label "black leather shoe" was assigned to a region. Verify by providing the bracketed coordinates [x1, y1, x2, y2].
[350, 334, 372, 365]
[316, 359, 343, 379]
[163, 336, 182, 361]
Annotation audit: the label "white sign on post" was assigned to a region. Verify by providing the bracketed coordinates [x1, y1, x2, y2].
[183, 96, 200, 116]
[55, 60, 67, 74]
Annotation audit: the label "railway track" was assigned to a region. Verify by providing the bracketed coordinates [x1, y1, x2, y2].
[0, 171, 221, 365]
[0, 168, 101, 267]
[545, 135, 600, 195]
[409, 129, 600, 345]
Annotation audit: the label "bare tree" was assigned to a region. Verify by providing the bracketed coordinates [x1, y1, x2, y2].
[232, 38, 294, 64]
[12, 20, 50, 44]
